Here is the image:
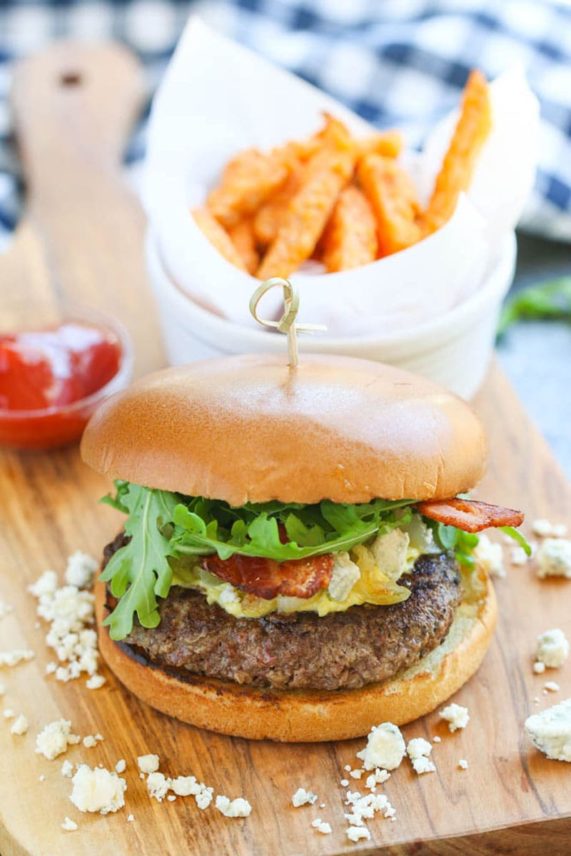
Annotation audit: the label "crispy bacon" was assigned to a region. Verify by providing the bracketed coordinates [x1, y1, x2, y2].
[202, 553, 334, 601]
[417, 498, 524, 533]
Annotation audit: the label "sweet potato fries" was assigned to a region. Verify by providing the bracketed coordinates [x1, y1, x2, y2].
[193, 70, 492, 277]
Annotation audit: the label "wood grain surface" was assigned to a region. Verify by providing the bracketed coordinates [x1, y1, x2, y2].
[1, 41, 570, 856]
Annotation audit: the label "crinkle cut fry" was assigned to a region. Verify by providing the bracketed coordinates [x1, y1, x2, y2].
[257, 142, 356, 279]
[206, 147, 289, 228]
[417, 498, 524, 533]
[253, 115, 352, 247]
[253, 166, 304, 246]
[228, 219, 260, 274]
[192, 208, 247, 271]
[421, 70, 492, 233]
[357, 130, 403, 160]
[358, 154, 422, 257]
[322, 186, 378, 272]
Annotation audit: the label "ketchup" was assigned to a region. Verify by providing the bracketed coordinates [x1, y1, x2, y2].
[0, 321, 123, 450]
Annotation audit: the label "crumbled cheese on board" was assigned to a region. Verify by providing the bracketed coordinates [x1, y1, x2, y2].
[292, 787, 318, 807]
[440, 703, 470, 732]
[86, 674, 106, 690]
[115, 759, 126, 774]
[407, 738, 436, 775]
[70, 764, 126, 814]
[83, 734, 104, 748]
[137, 754, 160, 775]
[344, 790, 396, 832]
[347, 825, 370, 842]
[171, 776, 201, 797]
[10, 714, 29, 736]
[147, 772, 170, 802]
[536, 539, 571, 579]
[525, 698, 571, 762]
[3, 709, 14, 719]
[511, 547, 529, 566]
[458, 759, 469, 770]
[0, 601, 13, 620]
[356, 722, 405, 770]
[311, 818, 332, 834]
[61, 817, 78, 832]
[215, 796, 252, 818]
[365, 769, 390, 791]
[64, 551, 98, 589]
[36, 719, 80, 760]
[0, 649, 34, 668]
[536, 628, 569, 669]
[29, 564, 99, 684]
[61, 760, 74, 778]
[532, 519, 567, 538]
[533, 661, 546, 674]
[195, 788, 213, 810]
[545, 681, 560, 693]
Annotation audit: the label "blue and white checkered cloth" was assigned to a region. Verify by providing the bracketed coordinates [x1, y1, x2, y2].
[0, 0, 570, 246]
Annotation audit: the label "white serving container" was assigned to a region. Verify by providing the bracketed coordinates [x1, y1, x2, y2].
[146, 231, 516, 400]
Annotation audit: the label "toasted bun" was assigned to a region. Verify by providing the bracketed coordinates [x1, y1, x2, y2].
[95, 575, 496, 742]
[82, 354, 486, 505]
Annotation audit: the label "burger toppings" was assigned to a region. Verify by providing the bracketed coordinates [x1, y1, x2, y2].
[202, 552, 334, 600]
[101, 481, 528, 642]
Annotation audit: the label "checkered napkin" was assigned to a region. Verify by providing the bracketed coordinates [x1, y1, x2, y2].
[0, 0, 569, 249]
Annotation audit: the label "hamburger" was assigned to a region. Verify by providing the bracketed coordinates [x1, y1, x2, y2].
[81, 354, 528, 742]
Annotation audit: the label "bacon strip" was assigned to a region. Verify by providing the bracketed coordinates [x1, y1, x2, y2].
[202, 553, 334, 600]
[417, 498, 524, 533]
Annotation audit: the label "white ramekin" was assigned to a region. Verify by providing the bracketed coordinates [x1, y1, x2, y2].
[146, 232, 516, 400]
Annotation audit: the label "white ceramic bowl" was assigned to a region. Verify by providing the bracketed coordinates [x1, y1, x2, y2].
[146, 231, 516, 400]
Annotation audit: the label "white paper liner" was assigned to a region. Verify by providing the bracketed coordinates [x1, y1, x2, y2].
[143, 17, 538, 336]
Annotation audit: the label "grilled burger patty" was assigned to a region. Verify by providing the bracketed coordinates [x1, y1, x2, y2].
[103, 533, 461, 691]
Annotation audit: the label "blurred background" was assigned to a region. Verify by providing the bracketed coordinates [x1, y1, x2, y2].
[0, 0, 569, 470]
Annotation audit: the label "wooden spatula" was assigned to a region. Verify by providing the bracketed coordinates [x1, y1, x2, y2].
[0, 41, 164, 376]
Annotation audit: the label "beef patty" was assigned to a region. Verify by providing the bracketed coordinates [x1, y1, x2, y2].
[103, 533, 461, 691]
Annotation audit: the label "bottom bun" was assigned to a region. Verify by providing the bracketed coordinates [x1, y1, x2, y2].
[95, 574, 496, 742]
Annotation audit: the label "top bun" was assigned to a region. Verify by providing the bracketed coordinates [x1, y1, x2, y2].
[81, 354, 486, 506]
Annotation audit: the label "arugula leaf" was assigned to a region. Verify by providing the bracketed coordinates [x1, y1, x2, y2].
[100, 484, 178, 640]
[430, 522, 479, 568]
[500, 525, 532, 556]
[498, 276, 571, 338]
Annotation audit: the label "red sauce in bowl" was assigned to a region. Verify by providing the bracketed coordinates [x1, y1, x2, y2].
[0, 320, 127, 450]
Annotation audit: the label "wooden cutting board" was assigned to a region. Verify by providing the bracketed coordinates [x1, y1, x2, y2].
[1, 42, 570, 856]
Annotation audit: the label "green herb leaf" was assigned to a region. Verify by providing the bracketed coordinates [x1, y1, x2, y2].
[498, 277, 571, 338]
[500, 525, 532, 556]
[430, 522, 480, 568]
